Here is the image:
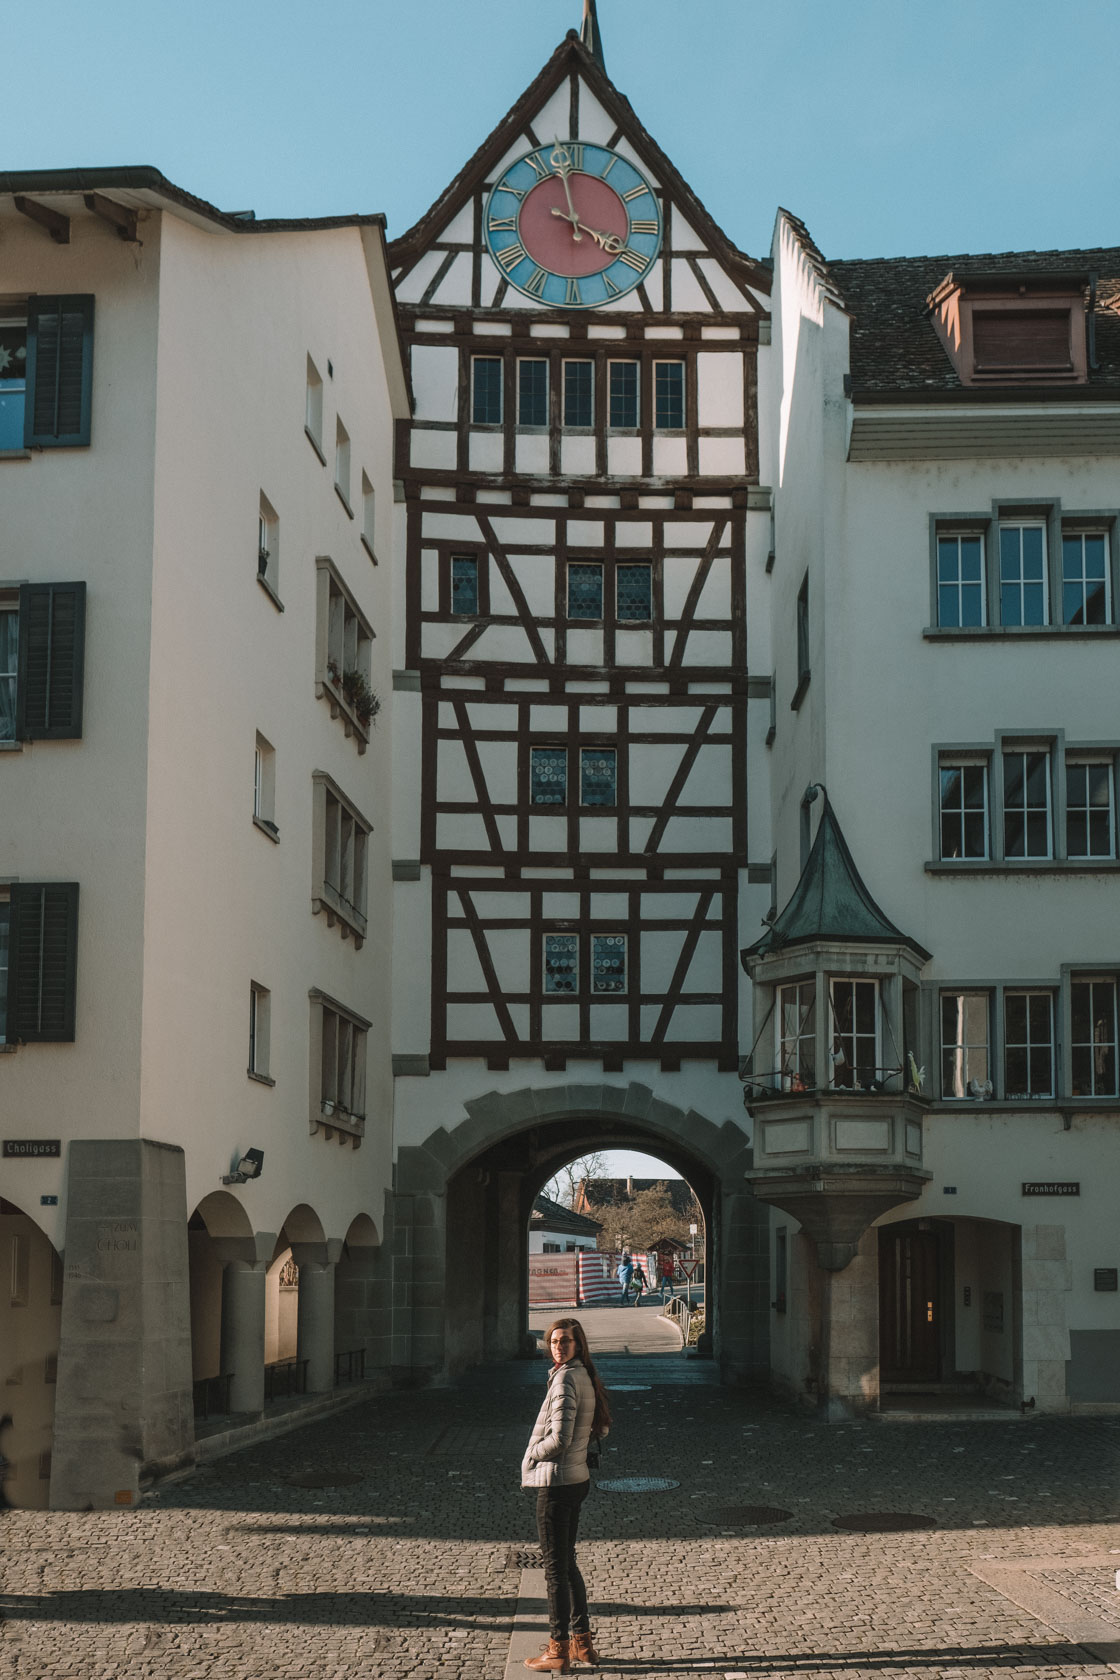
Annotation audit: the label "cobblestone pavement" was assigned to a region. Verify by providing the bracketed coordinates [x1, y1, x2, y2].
[2, 1318, 1119, 1680]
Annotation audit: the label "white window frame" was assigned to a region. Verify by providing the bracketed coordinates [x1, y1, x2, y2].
[778, 980, 816, 1090]
[1002, 746, 1053, 859]
[1060, 528, 1111, 625]
[828, 977, 880, 1089]
[253, 733, 277, 839]
[1069, 974, 1119, 1098]
[936, 530, 987, 628]
[305, 355, 324, 454]
[998, 519, 1049, 626]
[938, 759, 990, 860]
[1003, 989, 1055, 1099]
[361, 471, 377, 561]
[334, 416, 351, 513]
[939, 990, 992, 1099]
[1066, 757, 1117, 859]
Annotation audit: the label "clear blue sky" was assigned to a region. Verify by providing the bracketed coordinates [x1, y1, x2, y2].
[16, 0, 1120, 262]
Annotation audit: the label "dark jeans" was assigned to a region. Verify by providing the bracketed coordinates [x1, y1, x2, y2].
[534, 1480, 590, 1639]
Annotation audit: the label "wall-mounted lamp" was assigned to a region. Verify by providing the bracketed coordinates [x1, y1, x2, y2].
[222, 1147, 265, 1186]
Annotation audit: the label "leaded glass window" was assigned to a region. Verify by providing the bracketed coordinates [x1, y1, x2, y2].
[616, 563, 652, 621]
[1062, 531, 1110, 625]
[530, 746, 567, 805]
[940, 991, 990, 1098]
[1004, 991, 1054, 1098]
[451, 555, 479, 615]
[999, 523, 1047, 625]
[472, 357, 503, 424]
[1003, 749, 1051, 858]
[0, 608, 17, 742]
[1066, 760, 1115, 858]
[937, 534, 986, 627]
[654, 361, 684, 428]
[580, 747, 617, 806]
[567, 562, 603, 619]
[608, 361, 638, 428]
[563, 360, 593, 427]
[592, 934, 626, 993]
[544, 933, 578, 993]
[518, 359, 548, 426]
[1071, 978, 1118, 1097]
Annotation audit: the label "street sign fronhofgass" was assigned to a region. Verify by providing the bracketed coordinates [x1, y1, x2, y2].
[1022, 1181, 1080, 1196]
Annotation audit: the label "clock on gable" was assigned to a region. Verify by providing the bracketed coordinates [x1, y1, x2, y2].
[484, 140, 663, 308]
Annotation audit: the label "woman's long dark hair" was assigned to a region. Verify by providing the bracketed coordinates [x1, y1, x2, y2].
[546, 1316, 613, 1436]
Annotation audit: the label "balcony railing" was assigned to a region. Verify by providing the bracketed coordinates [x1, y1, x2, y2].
[334, 1348, 366, 1386]
[192, 1373, 233, 1419]
[264, 1357, 308, 1402]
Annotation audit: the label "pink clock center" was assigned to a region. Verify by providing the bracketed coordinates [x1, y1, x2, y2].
[518, 173, 630, 278]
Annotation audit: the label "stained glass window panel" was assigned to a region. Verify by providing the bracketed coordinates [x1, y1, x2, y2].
[451, 556, 479, 615]
[530, 746, 567, 805]
[592, 934, 626, 994]
[567, 562, 603, 619]
[616, 563, 652, 621]
[544, 934, 578, 994]
[580, 748, 617, 806]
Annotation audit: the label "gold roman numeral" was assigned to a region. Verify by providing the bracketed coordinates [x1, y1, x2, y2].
[629, 220, 658, 235]
[524, 267, 549, 297]
[602, 273, 621, 296]
[565, 278, 582, 305]
[525, 152, 549, 180]
[600, 154, 617, 179]
[498, 181, 525, 200]
[489, 215, 517, 232]
[496, 243, 527, 272]
[616, 248, 647, 271]
[622, 185, 648, 203]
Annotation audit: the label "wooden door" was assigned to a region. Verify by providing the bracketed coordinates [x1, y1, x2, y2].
[879, 1227, 941, 1383]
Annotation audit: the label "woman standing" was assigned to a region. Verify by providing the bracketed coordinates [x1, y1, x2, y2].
[521, 1318, 613, 1672]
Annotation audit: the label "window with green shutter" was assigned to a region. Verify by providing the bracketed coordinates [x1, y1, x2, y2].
[6, 883, 79, 1043]
[15, 582, 86, 740]
[25, 295, 94, 448]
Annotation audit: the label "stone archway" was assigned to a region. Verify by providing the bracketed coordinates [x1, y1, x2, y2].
[0, 1198, 63, 1509]
[392, 1081, 764, 1385]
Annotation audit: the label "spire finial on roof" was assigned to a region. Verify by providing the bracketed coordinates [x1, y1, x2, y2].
[580, 0, 606, 69]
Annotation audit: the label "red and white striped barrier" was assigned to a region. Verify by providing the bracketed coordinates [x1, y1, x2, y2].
[528, 1254, 579, 1307]
[577, 1250, 617, 1304]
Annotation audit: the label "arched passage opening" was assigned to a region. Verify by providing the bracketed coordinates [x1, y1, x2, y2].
[0, 1198, 63, 1509]
[266, 1204, 335, 1398]
[395, 1082, 763, 1386]
[334, 1213, 382, 1385]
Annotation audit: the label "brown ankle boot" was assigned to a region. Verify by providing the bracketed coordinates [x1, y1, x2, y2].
[570, 1630, 599, 1667]
[524, 1637, 570, 1672]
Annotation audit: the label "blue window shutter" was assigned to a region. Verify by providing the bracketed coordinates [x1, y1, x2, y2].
[7, 882, 80, 1042]
[25, 295, 94, 447]
[16, 582, 86, 740]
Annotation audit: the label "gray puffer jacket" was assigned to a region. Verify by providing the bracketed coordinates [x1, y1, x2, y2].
[520, 1358, 600, 1488]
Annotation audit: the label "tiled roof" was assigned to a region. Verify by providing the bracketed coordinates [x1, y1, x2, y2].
[827, 245, 1120, 394]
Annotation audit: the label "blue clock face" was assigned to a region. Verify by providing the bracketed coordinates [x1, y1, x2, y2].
[484, 141, 663, 309]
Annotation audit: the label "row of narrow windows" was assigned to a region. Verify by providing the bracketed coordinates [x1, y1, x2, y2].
[937, 524, 1111, 627]
[452, 555, 653, 620]
[472, 356, 685, 429]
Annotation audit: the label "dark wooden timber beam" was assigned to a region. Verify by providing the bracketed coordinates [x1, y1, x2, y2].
[14, 196, 70, 244]
[84, 192, 138, 241]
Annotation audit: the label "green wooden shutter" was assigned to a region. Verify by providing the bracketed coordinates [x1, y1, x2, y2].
[7, 883, 79, 1042]
[24, 295, 94, 448]
[16, 582, 86, 740]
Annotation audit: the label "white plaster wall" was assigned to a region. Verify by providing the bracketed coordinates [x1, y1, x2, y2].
[0, 210, 162, 1245]
[139, 215, 401, 1250]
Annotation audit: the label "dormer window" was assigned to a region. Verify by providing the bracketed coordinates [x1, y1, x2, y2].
[927, 272, 1088, 386]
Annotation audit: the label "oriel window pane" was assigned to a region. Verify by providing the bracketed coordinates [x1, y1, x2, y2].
[518, 359, 549, 427]
[451, 555, 479, 615]
[567, 561, 604, 619]
[591, 934, 626, 993]
[530, 746, 567, 805]
[472, 357, 503, 424]
[616, 563, 652, 621]
[544, 933, 578, 994]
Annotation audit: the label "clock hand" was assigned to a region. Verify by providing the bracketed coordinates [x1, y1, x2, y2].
[548, 209, 624, 254]
[549, 141, 583, 240]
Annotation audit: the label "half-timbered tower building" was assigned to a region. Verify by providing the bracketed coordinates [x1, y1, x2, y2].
[386, 17, 774, 1378]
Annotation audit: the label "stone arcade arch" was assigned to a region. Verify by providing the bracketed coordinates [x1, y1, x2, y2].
[0, 1197, 63, 1509]
[392, 1082, 766, 1383]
